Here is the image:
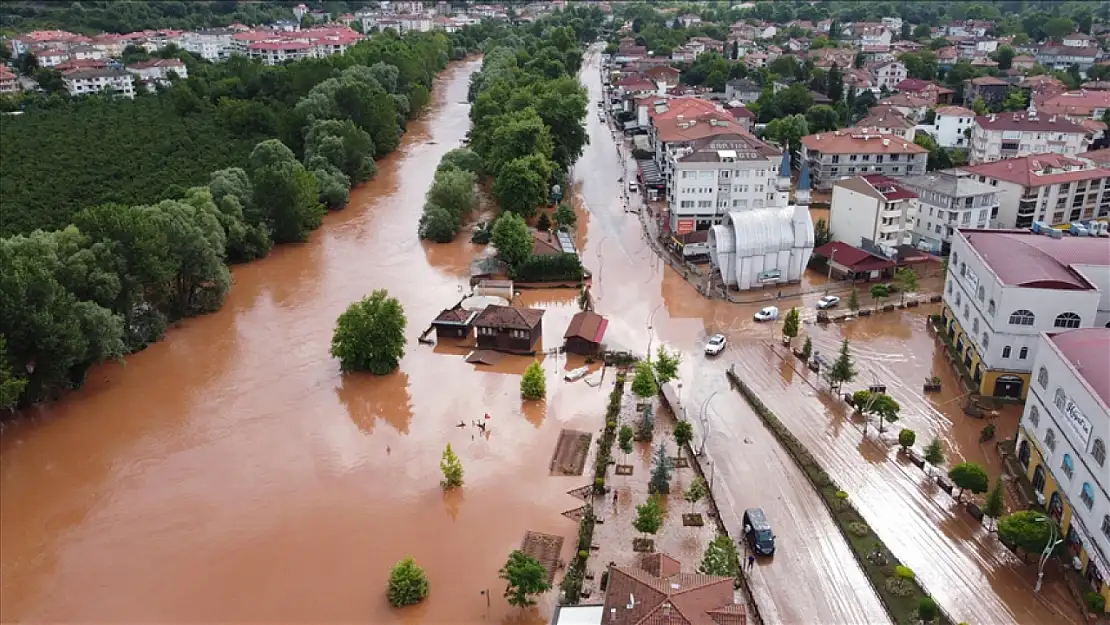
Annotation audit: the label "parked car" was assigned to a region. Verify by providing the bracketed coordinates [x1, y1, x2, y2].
[628, 181, 639, 193]
[598, 112, 605, 122]
[816, 295, 840, 310]
[742, 507, 776, 556]
[753, 306, 779, 322]
[705, 334, 727, 356]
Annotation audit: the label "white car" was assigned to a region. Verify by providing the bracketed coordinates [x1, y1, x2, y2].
[705, 334, 727, 356]
[816, 295, 841, 310]
[753, 306, 780, 322]
[628, 181, 639, 193]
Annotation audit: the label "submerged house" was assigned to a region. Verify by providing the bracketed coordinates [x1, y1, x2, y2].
[430, 306, 478, 339]
[563, 310, 608, 355]
[472, 305, 544, 354]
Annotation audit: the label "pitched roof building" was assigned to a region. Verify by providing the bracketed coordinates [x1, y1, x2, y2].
[959, 154, 1110, 228]
[593, 553, 747, 625]
[970, 112, 1089, 164]
[801, 129, 928, 190]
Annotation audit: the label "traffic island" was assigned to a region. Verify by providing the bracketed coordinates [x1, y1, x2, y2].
[726, 366, 953, 625]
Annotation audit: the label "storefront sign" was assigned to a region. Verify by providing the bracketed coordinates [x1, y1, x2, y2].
[1063, 397, 1092, 445]
[676, 219, 695, 235]
[758, 269, 781, 283]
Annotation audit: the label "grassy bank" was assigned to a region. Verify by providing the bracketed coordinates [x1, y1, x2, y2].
[726, 367, 953, 625]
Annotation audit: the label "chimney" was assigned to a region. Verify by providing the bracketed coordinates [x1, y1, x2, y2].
[883, 138, 890, 146]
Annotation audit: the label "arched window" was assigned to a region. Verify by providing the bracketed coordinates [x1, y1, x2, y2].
[982, 332, 989, 348]
[973, 318, 979, 333]
[977, 285, 985, 302]
[988, 299, 996, 315]
[1002, 346, 1011, 358]
[1054, 312, 1081, 329]
[1102, 515, 1110, 541]
[1081, 483, 1095, 509]
[1093, 438, 1106, 467]
[1055, 387, 1066, 410]
[1029, 404, 1040, 427]
[1010, 310, 1035, 326]
[1045, 428, 1057, 451]
[964, 305, 970, 319]
[1061, 453, 1074, 478]
[1038, 366, 1049, 389]
[1020, 346, 1029, 359]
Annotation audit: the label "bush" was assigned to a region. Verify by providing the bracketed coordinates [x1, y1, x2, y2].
[917, 597, 939, 623]
[387, 557, 430, 607]
[898, 428, 916, 450]
[1085, 592, 1106, 614]
[847, 521, 870, 537]
[510, 253, 584, 282]
[885, 576, 916, 597]
[521, 360, 546, 400]
[894, 565, 915, 581]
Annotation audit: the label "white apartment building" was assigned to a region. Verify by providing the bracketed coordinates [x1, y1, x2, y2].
[868, 60, 906, 91]
[900, 170, 999, 254]
[800, 129, 929, 191]
[667, 132, 784, 233]
[930, 105, 976, 149]
[0, 67, 21, 95]
[180, 29, 234, 62]
[829, 174, 919, 250]
[941, 228, 1110, 399]
[1014, 328, 1109, 605]
[63, 68, 135, 99]
[970, 112, 1089, 164]
[126, 58, 187, 86]
[960, 154, 1110, 229]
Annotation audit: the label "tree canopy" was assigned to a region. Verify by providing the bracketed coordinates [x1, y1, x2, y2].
[330, 290, 408, 375]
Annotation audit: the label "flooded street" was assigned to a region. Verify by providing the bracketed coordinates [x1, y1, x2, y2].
[0, 49, 1084, 625]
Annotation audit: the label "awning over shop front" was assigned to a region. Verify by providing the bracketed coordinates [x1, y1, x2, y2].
[637, 159, 664, 187]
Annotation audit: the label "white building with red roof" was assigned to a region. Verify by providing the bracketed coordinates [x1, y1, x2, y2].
[126, 58, 188, 85]
[941, 227, 1110, 400]
[1034, 90, 1110, 123]
[959, 154, 1110, 229]
[800, 128, 929, 191]
[0, 66, 22, 95]
[830, 173, 919, 249]
[930, 105, 976, 149]
[970, 112, 1090, 164]
[1015, 326, 1110, 606]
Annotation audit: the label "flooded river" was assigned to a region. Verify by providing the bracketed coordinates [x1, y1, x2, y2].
[0, 51, 1082, 625]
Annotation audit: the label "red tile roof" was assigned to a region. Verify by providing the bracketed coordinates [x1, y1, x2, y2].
[960, 229, 1110, 290]
[564, 311, 608, 343]
[473, 305, 544, 330]
[601, 553, 744, 625]
[813, 241, 896, 272]
[960, 154, 1110, 187]
[1035, 90, 1110, 118]
[935, 105, 975, 117]
[801, 129, 927, 155]
[857, 105, 915, 129]
[1080, 147, 1110, 165]
[1049, 329, 1110, 408]
[974, 112, 1086, 133]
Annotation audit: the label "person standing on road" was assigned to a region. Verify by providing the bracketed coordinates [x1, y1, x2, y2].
[747, 555, 755, 571]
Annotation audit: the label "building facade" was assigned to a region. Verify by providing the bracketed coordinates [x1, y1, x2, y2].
[829, 174, 918, 250]
[940, 228, 1110, 400]
[900, 170, 999, 254]
[930, 105, 976, 149]
[62, 68, 135, 98]
[960, 155, 1110, 229]
[800, 129, 929, 191]
[1014, 329, 1109, 610]
[970, 112, 1089, 164]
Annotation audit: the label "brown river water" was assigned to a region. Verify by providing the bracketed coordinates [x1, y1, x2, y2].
[0, 53, 1081, 625]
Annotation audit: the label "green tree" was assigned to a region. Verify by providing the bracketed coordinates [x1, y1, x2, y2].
[652, 345, 680, 384]
[649, 442, 672, 494]
[418, 204, 461, 243]
[826, 64, 844, 102]
[0, 335, 28, 411]
[330, 290, 407, 375]
[490, 212, 533, 267]
[483, 108, 554, 176]
[249, 140, 324, 244]
[673, 420, 694, 457]
[428, 167, 479, 219]
[894, 268, 918, 304]
[535, 212, 551, 231]
[499, 550, 552, 608]
[440, 443, 464, 489]
[847, 288, 860, 312]
[970, 96, 989, 116]
[304, 118, 378, 183]
[1043, 17, 1076, 41]
[853, 390, 901, 433]
[913, 24, 932, 40]
[1002, 90, 1028, 112]
[387, 557, 430, 607]
[763, 114, 809, 156]
[493, 154, 552, 218]
[924, 437, 945, 474]
[998, 511, 1060, 556]
[633, 494, 664, 537]
[631, 360, 658, 398]
[782, 307, 800, 340]
[699, 534, 740, 577]
[801, 336, 813, 360]
[553, 203, 577, 230]
[684, 476, 708, 512]
[898, 428, 916, 451]
[439, 148, 482, 174]
[947, 462, 989, 501]
[619, 424, 634, 459]
[982, 478, 1007, 530]
[813, 218, 831, 247]
[828, 339, 857, 390]
[918, 597, 939, 623]
[869, 283, 889, 310]
[994, 45, 1016, 71]
[520, 360, 546, 400]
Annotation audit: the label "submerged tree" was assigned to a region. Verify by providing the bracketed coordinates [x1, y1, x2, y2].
[631, 360, 658, 398]
[648, 442, 673, 494]
[499, 550, 551, 608]
[330, 289, 407, 375]
[923, 437, 945, 475]
[520, 360, 546, 400]
[827, 339, 857, 391]
[387, 557, 430, 607]
[685, 476, 708, 512]
[440, 443, 464, 489]
[782, 306, 800, 340]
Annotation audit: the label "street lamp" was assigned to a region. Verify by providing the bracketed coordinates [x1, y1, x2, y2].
[697, 390, 720, 456]
[1034, 515, 1063, 593]
[646, 302, 663, 358]
[825, 247, 837, 295]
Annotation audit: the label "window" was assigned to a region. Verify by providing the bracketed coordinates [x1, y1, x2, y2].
[1009, 310, 1035, 326]
[977, 286, 985, 302]
[1054, 387, 1066, 410]
[947, 280, 953, 294]
[988, 299, 996, 315]
[956, 292, 962, 306]
[1061, 454, 1074, 479]
[952, 252, 959, 266]
[1002, 346, 1011, 358]
[1054, 312, 1081, 328]
[972, 318, 979, 333]
[1045, 428, 1056, 451]
[1080, 482, 1094, 509]
[720, 169, 730, 178]
[1029, 404, 1040, 427]
[1038, 366, 1049, 389]
[1102, 515, 1110, 542]
[982, 332, 989, 348]
[1093, 438, 1106, 467]
[960, 262, 966, 276]
[964, 305, 970, 319]
[1020, 346, 1029, 359]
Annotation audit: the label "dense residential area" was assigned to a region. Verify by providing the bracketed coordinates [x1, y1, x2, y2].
[1, 2, 1109, 625]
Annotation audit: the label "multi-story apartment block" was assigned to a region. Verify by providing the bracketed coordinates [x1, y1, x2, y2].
[970, 112, 1089, 164]
[930, 105, 976, 149]
[126, 58, 188, 86]
[800, 129, 928, 191]
[0, 66, 22, 95]
[900, 170, 999, 254]
[960, 154, 1110, 229]
[940, 228, 1110, 399]
[1037, 44, 1099, 74]
[62, 68, 135, 98]
[1014, 328, 1110, 609]
[866, 59, 906, 91]
[964, 75, 1011, 109]
[829, 173, 919, 249]
[180, 29, 235, 62]
[1035, 90, 1110, 123]
[666, 132, 782, 233]
[855, 105, 916, 142]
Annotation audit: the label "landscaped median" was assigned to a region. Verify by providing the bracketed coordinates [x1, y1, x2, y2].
[725, 366, 954, 625]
